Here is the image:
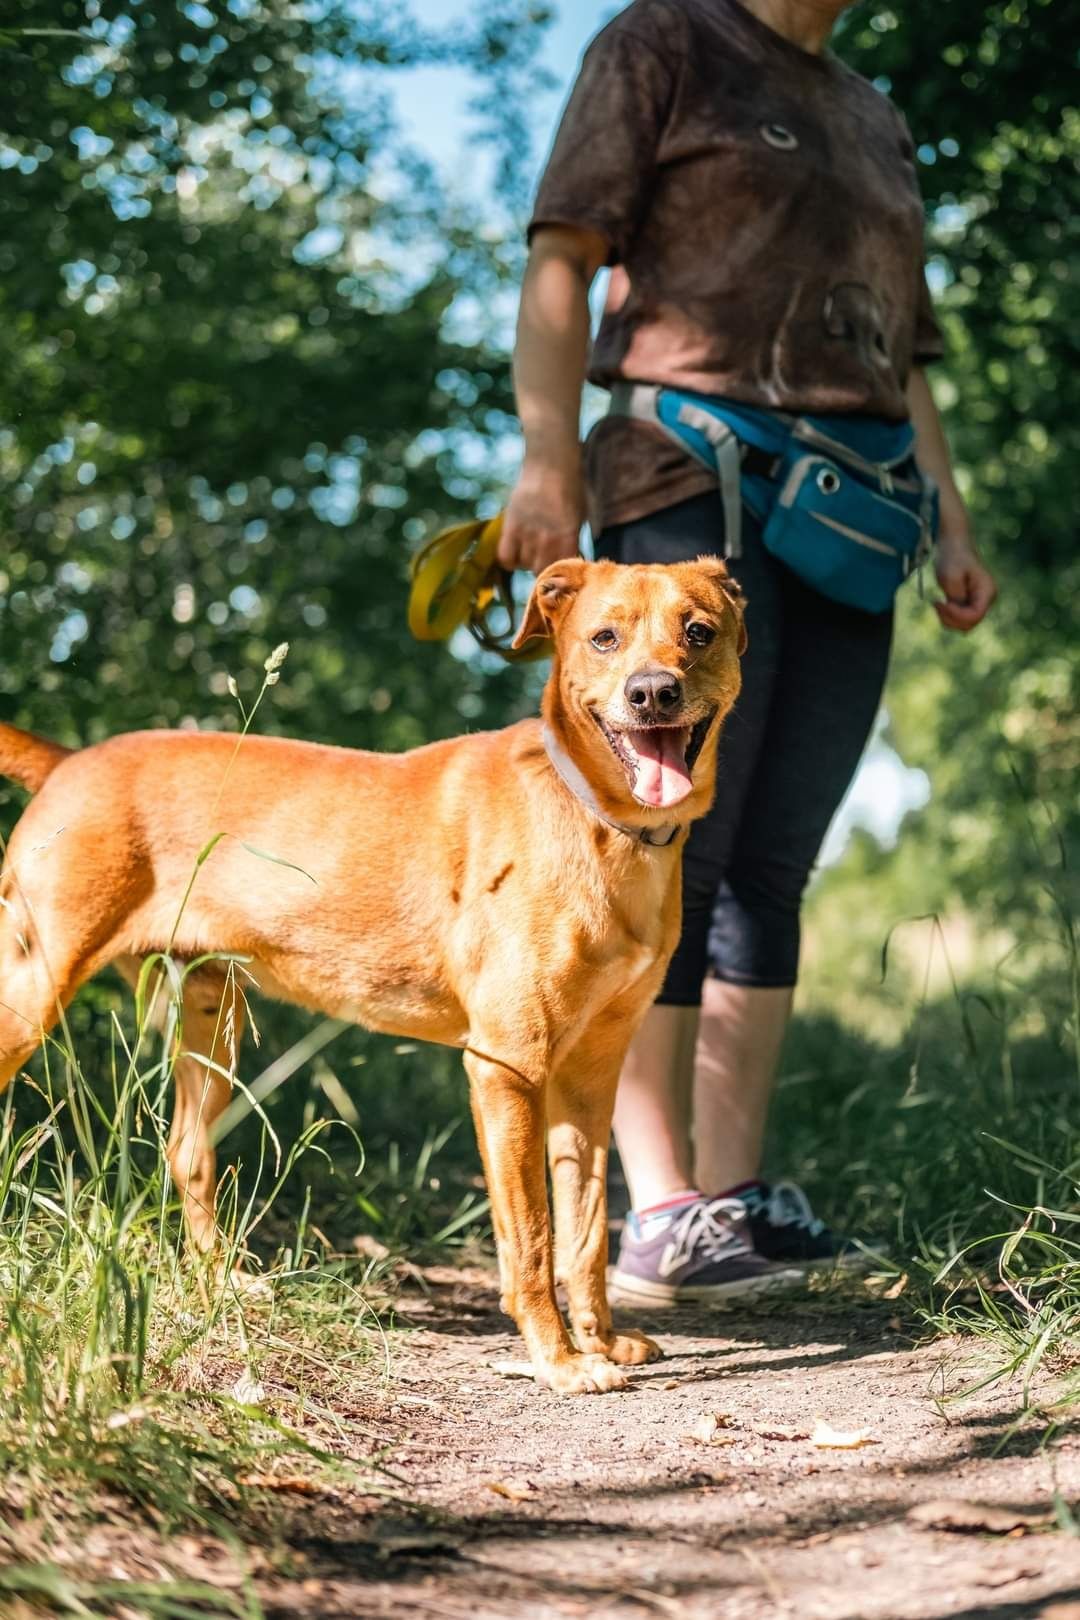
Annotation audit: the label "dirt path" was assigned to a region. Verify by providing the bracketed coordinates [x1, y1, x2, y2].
[252, 1267, 1080, 1620]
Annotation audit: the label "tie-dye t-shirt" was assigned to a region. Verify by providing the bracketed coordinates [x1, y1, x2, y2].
[528, 0, 944, 530]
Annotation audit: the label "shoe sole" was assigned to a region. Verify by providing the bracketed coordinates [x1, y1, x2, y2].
[608, 1265, 803, 1306]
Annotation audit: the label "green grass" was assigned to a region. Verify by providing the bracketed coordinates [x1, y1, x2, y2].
[0, 994, 391, 1494]
[0, 1562, 264, 1620]
[0, 648, 1076, 1607]
[772, 874, 1080, 1417]
[0, 655, 412, 1610]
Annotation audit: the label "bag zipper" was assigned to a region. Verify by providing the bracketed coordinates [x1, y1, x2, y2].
[808, 511, 901, 557]
[791, 419, 919, 484]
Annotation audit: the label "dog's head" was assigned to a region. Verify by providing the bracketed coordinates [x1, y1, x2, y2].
[513, 557, 747, 825]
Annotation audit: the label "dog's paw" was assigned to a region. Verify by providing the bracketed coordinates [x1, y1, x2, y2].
[600, 1330, 662, 1367]
[540, 1353, 629, 1395]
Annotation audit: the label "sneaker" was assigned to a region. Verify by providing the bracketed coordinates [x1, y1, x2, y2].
[610, 1195, 801, 1305]
[735, 1179, 871, 1272]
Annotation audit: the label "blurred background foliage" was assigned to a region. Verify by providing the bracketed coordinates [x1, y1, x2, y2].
[0, 0, 1075, 1245]
[837, 0, 1077, 939]
[0, 0, 541, 753]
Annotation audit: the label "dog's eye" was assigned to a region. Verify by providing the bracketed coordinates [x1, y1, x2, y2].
[686, 622, 716, 647]
[591, 628, 619, 651]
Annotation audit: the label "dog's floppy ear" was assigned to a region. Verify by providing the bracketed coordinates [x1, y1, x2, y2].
[511, 556, 589, 649]
[693, 555, 748, 656]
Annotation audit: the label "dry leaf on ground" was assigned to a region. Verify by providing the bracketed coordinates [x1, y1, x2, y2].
[486, 1480, 536, 1503]
[238, 1473, 321, 1494]
[907, 1499, 1054, 1536]
[811, 1418, 877, 1450]
[230, 1375, 266, 1406]
[105, 1405, 148, 1431]
[686, 1412, 738, 1445]
[353, 1233, 391, 1261]
[755, 1423, 810, 1441]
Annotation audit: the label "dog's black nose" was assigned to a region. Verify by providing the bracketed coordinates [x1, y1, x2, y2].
[624, 667, 683, 720]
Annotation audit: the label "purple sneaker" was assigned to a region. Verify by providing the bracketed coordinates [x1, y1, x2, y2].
[610, 1196, 800, 1305]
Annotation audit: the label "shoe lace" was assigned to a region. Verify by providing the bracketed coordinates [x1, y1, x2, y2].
[764, 1179, 826, 1237]
[667, 1197, 749, 1266]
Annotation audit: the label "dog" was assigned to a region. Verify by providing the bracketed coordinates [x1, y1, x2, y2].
[0, 556, 745, 1394]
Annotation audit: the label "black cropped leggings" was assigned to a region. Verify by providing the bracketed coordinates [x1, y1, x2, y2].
[594, 490, 893, 1003]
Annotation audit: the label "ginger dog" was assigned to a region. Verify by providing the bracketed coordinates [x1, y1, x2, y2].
[0, 557, 745, 1394]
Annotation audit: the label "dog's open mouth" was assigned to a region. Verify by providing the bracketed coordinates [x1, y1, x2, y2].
[592, 711, 716, 810]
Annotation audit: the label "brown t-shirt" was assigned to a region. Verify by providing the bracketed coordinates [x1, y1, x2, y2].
[528, 0, 945, 531]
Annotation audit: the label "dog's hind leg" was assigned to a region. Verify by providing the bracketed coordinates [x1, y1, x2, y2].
[115, 956, 245, 1255]
[547, 1007, 663, 1371]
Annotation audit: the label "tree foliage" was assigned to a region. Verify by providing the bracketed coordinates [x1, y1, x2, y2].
[0, 0, 1074, 954]
[838, 0, 1077, 934]
[0, 0, 544, 765]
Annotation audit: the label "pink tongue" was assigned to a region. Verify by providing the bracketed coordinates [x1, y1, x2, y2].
[628, 728, 693, 809]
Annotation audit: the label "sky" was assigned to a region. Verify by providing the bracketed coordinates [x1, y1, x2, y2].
[392, 1, 613, 201]
[388, 2, 931, 865]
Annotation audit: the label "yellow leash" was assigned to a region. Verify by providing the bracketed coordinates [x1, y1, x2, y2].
[407, 512, 551, 663]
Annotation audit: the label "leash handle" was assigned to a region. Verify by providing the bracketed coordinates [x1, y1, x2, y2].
[408, 512, 551, 663]
[408, 514, 504, 642]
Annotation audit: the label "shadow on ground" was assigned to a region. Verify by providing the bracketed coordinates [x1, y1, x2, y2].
[246, 1276, 1080, 1620]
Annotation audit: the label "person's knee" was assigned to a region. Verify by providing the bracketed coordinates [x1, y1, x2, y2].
[707, 868, 805, 989]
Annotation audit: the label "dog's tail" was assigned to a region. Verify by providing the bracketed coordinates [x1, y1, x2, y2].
[0, 724, 73, 794]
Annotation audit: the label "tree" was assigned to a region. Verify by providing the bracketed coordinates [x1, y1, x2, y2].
[0, 0, 554, 1148]
[0, 0, 548, 771]
[836, 0, 1078, 938]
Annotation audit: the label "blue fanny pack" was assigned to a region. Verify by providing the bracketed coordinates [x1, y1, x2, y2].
[608, 384, 938, 615]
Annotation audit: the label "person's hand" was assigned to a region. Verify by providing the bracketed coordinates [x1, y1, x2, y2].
[933, 530, 997, 632]
[498, 458, 585, 575]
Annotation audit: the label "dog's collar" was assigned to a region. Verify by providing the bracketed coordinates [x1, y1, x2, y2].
[541, 725, 681, 849]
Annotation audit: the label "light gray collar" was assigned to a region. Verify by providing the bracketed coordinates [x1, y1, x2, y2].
[542, 725, 681, 849]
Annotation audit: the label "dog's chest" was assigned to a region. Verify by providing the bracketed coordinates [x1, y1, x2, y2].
[616, 855, 674, 947]
[586, 852, 676, 993]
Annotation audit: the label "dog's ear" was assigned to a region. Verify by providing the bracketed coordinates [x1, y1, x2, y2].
[733, 605, 748, 656]
[511, 556, 589, 649]
[727, 586, 748, 656]
[693, 556, 748, 656]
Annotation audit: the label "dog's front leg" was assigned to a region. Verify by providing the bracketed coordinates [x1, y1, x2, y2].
[548, 1012, 662, 1371]
[465, 1045, 627, 1394]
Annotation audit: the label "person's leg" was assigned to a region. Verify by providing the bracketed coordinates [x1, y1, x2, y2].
[595, 496, 783, 1220]
[610, 1004, 698, 1210]
[692, 979, 794, 1193]
[693, 571, 894, 1205]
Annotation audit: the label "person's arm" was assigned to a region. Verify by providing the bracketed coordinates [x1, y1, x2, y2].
[907, 367, 997, 632]
[498, 225, 609, 575]
[498, 17, 675, 575]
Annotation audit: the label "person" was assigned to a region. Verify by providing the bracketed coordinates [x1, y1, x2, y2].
[498, 0, 997, 1303]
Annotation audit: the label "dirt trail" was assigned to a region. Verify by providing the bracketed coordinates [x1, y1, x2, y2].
[254, 1267, 1080, 1620]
